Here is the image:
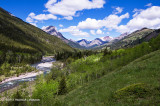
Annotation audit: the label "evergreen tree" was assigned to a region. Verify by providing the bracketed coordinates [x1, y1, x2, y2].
[58, 76, 67, 95]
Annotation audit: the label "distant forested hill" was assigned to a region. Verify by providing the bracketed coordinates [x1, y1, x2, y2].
[0, 7, 74, 64]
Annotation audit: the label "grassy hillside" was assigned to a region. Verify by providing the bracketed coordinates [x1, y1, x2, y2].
[57, 49, 160, 105]
[20, 34, 159, 106]
[0, 7, 74, 55]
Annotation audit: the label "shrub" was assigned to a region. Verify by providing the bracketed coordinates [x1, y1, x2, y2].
[114, 83, 150, 99]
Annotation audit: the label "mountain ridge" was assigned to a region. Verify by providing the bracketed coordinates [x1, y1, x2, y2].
[42, 26, 85, 49]
[76, 36, 113, 48]
[93, 28, 156, 50]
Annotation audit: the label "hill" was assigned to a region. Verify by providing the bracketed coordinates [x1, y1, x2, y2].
[26, 33, 160, 106]
[56, 49, 160, 105]
[110, 28, 154, 49]
[0, 7, 74, 64]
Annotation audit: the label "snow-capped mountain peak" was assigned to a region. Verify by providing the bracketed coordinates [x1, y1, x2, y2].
[42, 26, 69, 43]
[42, 26, 58, 36]
[77, 39, 91, 47]
[77, 38, 107, 47]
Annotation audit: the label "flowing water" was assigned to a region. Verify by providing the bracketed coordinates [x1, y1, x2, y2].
[0, 57, 55, 93]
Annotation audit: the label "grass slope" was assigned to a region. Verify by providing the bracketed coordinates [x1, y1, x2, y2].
[0, 7, 74, 54]
[58, 50, 160, 105]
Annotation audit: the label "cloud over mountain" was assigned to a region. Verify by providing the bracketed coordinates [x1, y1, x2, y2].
[117, 6, 160, 33]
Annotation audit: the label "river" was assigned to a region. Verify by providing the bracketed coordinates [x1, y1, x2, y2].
[0, 56, 55, 93]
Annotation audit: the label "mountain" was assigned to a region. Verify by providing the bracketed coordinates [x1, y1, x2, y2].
[77, 39, 91, 47]
[77, 28, 157, 50]
[108, 28, 154, 49]
[112, 32, 129, 41]
[0, 7, 74, 64]
[141, 28, 160, 42]
[42, 26, 69, 43]
[88, 38, 105, 47]
[93, 28, 155, 50]
[76, 33, 130, 49]
[42, 26, 85, 49]
[77, 37, 110, 48]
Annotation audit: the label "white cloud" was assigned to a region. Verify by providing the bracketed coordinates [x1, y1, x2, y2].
[102, 13, 129, 30]
[26, 0, 105, 23]
[77, 13, 129, 30]
[26, 13, 35, 23]
[132, 8, 143, 17]
[90, 29, 105, 35]
[145, 3, 152, 7]
[90, 30, 96, 35]
[59, 12, 129, 37]
[113, 7, 123, 14]
[58, 11, 129, 37]
[45, 0, 57, 8]
[45, 0, 105, 17]
[59, 26, 89, 37]
[41, 26, 48, 29]
[96, 29, 103, 34]
[59, 24, 63, 27]
[33, 14, 57, 20]
[26, 12, 57, 24]
[64, 16, 73, 20]
[117, 6, 160, 33]
[103, 28, 106, 30]
[30, 23, 37, 27]
[78, 18, 102, 29]
[106, 32, 110, 35]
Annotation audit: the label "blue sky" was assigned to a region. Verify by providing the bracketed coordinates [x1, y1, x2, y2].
[0, 0, 160, 40]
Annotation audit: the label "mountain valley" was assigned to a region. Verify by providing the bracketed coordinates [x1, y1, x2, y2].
[0, 2, 160, 106]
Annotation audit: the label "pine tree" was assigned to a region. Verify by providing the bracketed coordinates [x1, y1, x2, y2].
[58, 76, 67, 95]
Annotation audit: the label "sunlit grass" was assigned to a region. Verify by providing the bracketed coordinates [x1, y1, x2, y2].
[56, 50, 160, 105]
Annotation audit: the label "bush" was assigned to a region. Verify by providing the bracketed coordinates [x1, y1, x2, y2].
[114, 83, 150, 99]
[65, 57, 74, 64]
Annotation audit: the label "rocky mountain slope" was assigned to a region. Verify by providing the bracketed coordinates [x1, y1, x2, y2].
[108, 28, 154, 49]
[42, 26, 84, 49]
[77, 36, 113, 48]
